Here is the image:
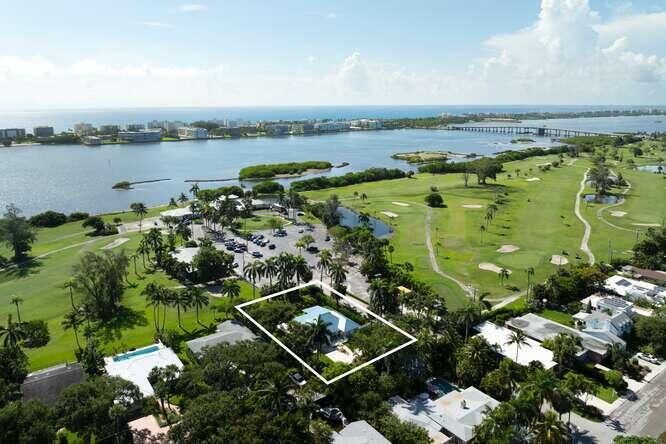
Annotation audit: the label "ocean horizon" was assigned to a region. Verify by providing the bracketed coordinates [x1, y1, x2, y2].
[2, 104, 666, 132]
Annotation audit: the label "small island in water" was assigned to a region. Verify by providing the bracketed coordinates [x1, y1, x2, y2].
[112, 178, 170, 190]
[391, 150, 467, 163]
[238, 161, 333, 179]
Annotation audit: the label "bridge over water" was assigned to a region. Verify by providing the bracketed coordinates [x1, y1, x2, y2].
[447, 126, 614, 138]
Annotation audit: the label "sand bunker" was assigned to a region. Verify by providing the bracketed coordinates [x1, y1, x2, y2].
[550, 255, 569, 266]
[536, 162, 552, 167]
[479, 262, 512, 274]
[632, 223, 660, 227]
[463, 204, 484, 209]
[526, 177, 541, 182]
[610, 211, 627, 217]
[102, 238, 129, 250]
[381, 211, 398, 218]
[497, 245, 520, 253]
[392, 201, 410, 207]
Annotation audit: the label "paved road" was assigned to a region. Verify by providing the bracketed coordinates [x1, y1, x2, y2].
[570, 362, 666, 443]
[610, 363, 666, 438]
[574, 169, 596, 265]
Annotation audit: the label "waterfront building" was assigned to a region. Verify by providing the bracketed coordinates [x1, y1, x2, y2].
[73, 122, 95, 136]
[98, 124, 120, 135]
[291, 123, 315, 135]
[265, 123, 290, 136]
[117, 129, 162, 143]
[83, 136, 102, 145]
[0, 128, 26, 140]
[125, 123, 145, 132]
[178, 126, 209, 139]
[147, 120, 186, 137]
[350, 119, 382, 130]
[314, 121, 350, 132]
[33, 126, 55, 137]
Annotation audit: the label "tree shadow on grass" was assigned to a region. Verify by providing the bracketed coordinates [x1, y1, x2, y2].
[0, 258, 43, 280]
[94, 306, 149, 344]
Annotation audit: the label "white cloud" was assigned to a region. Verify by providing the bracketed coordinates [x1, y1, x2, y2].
[308, 11, 338, 19]
[141, 21, 173, 28]
[307, 56, 316, 63]
[0, 55, 55, 79]
[473, 0, 666, 103]
[179, 4, 206, 12]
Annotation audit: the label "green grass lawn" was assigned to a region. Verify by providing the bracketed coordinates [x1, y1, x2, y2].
[304, 154, 589, 308]
[594, 384, 619, 403]
[537, 309, 575, 327]
[0, 229, 254, 371]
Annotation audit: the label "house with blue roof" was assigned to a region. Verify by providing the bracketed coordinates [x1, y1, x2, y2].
[293, 306, 361, 339]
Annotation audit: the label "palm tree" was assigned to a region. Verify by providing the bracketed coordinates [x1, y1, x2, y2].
[506, 329, 529, 362]
[221, 279, 241, 301]
[479, 225, 486, 245]
[328, 260, 347, 289]
[499, 268, 510, 286]
[243, 261, 264, 296]
[531, 410, 568, 444]
[525, 368, 559, 411]
[0, 314, 26, 349]
[143, 282, 164, 335]
[257, 378, 295, 415]
[263, 257, 278, 288]
[526, 267, 535, 297]
[10, 296, 23, 322]
[459, 303, 481, 341]
[308, 318, 333, 355]
[317, 249, 333, 281]
[130, 202, 148, 232]
[293, 255, 311, 285]
[137, 239, 150, 268]
[63, 279, 77, 310]
[369, 279, 397, 315]
[188, 287, 209, 326]
[61, 309, 83, 352]
[189, 183, 200, 198]
[172, 289, 193, 331]
[178, 192, 188, 204]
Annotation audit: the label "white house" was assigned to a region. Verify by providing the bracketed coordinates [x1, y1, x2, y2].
[605, 275, 666, 306]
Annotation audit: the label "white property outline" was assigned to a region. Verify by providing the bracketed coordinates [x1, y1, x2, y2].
[235, 280, 417, 384]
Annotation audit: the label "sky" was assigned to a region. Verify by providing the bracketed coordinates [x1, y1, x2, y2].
[1, 0, 665, 109]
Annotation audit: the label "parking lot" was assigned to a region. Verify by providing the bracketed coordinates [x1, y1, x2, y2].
[193, 219, 372, 302]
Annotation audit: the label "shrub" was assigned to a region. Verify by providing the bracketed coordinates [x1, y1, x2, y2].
[112, 181, 131, 190]
[21, 319, 51, 348]
[68, 212, 90, 222]
[604, 370, 627, 392]
[425, 193, 444, 207]
[252, 181, 284, 195]
[29, 210, 68, 227]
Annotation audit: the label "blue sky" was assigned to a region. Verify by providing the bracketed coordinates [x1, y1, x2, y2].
[1, 0, 665, 108]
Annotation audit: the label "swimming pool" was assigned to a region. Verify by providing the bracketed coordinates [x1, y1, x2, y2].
[426, 378, 456, 397]
[112, 345, 160, 362]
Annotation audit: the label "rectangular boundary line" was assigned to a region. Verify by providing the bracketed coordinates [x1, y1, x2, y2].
[235, 280, 417, 385]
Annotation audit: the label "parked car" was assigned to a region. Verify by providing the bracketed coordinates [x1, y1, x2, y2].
[637, 352, 662, 365]
[297, 211, 305, 216]
[306, 246, 319, 253]
[251, 251, 263, 258]
[232, 262, 239, 268]
[268, 244, 276, 250]
[316, 407, 347, 425]
[325, 235, 330, 241]
[289, 372, 306, 387]
[226, 245, 236, 251]
[234, 247, 244, 253]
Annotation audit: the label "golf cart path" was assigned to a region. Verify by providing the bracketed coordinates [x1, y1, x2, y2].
[574, 169, 596, 265]
[424, 206, 475, 298]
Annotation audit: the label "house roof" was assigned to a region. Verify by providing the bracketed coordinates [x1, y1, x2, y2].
[333, 420, 390, 444]
[104, 343, 183, 396]
[390, 387, 499, 442]
[186, 320, 257, 356]
[293, 306, 361, 335]
[169, 247, 199, 265]
[605, 275, 666, 304]
[160, 207, 192, 218]
[506, 313, 621, 356]
[21, 362, 85, 406]
[474, 321, 556, 369]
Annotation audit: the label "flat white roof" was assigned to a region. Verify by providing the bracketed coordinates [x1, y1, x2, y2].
[104, 343, 183, 396]
[160, 207, 192, 218]
[474, 321, 557, 369]
[169, 247, 199, 265]
[605, 275, 666, 303]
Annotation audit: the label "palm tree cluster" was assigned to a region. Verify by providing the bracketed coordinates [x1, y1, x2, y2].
[242, 253, 314, 295]
[143, 282, 210, 335]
